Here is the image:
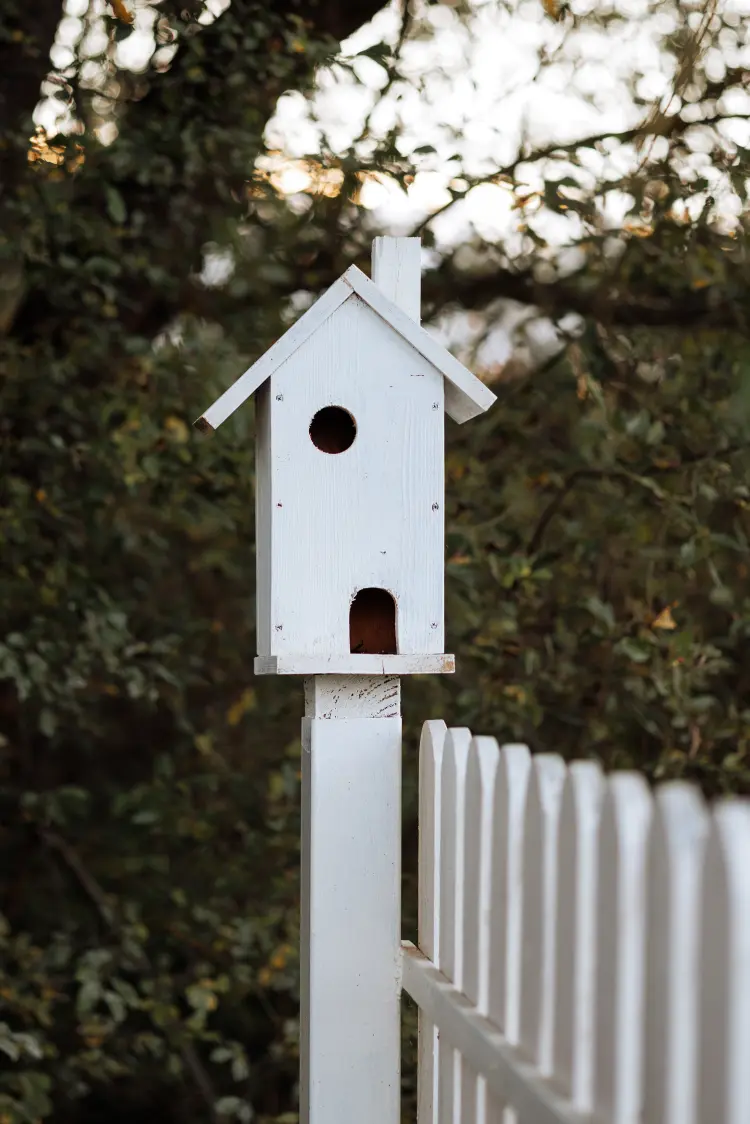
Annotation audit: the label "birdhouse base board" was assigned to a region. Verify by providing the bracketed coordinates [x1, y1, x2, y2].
[254, 654, 455, 676]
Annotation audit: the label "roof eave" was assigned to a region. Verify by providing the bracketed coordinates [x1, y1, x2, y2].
[194, 264, 496, 432]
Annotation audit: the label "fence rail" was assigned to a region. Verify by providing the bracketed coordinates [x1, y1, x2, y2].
[403, 720, 750, 1124]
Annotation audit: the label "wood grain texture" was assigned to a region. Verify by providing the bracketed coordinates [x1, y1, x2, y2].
[438, 728, 471, 1123]
[303, 675, 400, 718]
[418, 720, 447, 1124]
[402, 944, 589, 1124]
[372, 237, 422, 322]
[300, 712, 401, 1124]
[197, 255, 495, 431]
[263, 292, 445, 658]
[198, 273, 352, 430]
[254, 654, 454, 675]
[343, 266, 497, 423]
[255, 382, 272, 653]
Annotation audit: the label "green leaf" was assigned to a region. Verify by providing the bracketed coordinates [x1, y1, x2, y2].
[584, 596, 615, 632]
[105, 186, 127, 225]
[615, 637, 651, 663]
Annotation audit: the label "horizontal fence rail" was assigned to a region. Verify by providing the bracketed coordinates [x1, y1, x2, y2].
[404, 721, 750, 1124]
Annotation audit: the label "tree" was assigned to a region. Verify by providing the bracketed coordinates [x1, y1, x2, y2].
[2, 1, 750, 1121]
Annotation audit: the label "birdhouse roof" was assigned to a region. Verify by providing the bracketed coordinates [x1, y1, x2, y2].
[195, 265, 496, 431]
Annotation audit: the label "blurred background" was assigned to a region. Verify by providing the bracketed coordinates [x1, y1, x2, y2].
[2, 0, 750, 1119]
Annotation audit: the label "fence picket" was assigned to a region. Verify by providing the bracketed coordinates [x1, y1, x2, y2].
[553, 760, 604, 1112]
[437, 727, 472, 1123]
[593, 773, 652, 1124]
[405, 722, 750, 1124]
[643, 783, 708, 1124]
[418, 720, 448, 1124]
[486, 744, 532, 1124]
[519, 754, 566, 1083]
[698, 802, 750, 1124]
[460, 737, 501, 1124]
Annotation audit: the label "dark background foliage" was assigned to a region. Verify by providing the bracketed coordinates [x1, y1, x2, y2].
[2, 0, 749, 1120]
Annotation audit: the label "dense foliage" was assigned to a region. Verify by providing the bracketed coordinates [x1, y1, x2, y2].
[1, 0, 749, 1121]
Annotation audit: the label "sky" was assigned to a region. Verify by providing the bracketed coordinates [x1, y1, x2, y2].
[40, 0, 750, 249]
[35, 0, 750, 367]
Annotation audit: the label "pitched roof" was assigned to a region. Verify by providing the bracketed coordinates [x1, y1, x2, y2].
[195, 265, 496, 432]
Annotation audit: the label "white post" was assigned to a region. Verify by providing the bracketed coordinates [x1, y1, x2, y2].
[300, 676, 402, 1123]
[299, 233, 422, 1124]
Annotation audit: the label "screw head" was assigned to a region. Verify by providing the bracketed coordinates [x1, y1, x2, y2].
[432, 502, 440, 511]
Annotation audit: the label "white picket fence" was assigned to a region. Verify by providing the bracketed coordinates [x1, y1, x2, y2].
[401, 720, 750, 1124]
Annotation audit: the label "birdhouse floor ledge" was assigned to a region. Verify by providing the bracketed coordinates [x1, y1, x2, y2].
[253, 654, 455, 676]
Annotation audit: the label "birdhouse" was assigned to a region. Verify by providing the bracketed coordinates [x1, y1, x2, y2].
[196, 237, 496, 675]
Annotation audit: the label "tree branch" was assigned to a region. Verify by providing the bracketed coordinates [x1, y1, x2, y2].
[413, 104, 749, 236]
[526, 444, 750, 555]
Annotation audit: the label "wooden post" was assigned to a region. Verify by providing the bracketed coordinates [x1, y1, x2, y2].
[195, 234, 497, 1121]
[299, 239, 421, 1124]
[300, 676, 402, 1124]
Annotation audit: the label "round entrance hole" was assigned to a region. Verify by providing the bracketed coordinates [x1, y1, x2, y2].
[309, 406, 356, 454]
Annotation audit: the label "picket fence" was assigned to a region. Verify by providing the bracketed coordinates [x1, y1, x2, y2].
[401, 720, 750, 1124]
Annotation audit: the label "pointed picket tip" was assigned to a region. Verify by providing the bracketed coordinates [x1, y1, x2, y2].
[698, 799, 750, 1124]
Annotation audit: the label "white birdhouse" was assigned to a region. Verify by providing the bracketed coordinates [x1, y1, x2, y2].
[196, 237, 495, 676]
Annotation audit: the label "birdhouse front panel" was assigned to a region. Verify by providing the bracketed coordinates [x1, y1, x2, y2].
[255, 293, 445, 661]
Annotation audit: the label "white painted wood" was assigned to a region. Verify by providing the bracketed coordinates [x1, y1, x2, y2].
[255, 381, 272, 653]
[519, 754, 566, 1077]
[461, 737, 501, 1124]
[303, 675, 400, 717]
[698, 800, 750, 1124]
[372, 236, 421, 322]
[643, 783, 708, 1124]
[553, 761, 604, 1112]
[418, 720, 447, 1124]
[593, 773, 652, 1124]
[197, 273, 353, 430]
[300, 690, 401, 1124]
[487, 744, 531, 1124]
[343, 266, 497, 423]
[255, 654, 455, 675]
[437, 728, 471, 1123]
[264, 291, 445, 658]
[401, 944, 589, 1124]
[197, 258, 495, 432]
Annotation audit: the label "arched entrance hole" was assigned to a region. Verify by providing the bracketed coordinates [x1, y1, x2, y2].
[349, 588, 397, 655]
